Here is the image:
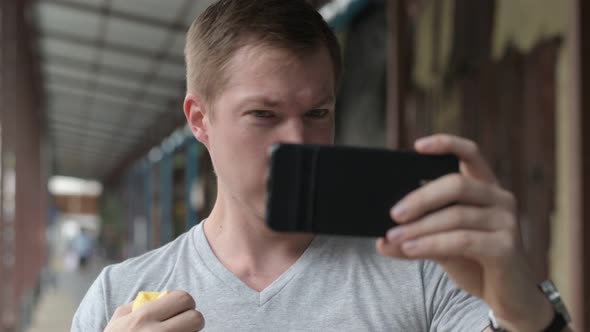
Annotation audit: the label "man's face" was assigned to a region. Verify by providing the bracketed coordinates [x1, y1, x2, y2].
[203, 44, 336, 219]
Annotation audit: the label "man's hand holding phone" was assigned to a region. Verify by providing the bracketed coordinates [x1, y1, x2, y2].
[104, 290, 205, 332]
[376, 134, 554, 332]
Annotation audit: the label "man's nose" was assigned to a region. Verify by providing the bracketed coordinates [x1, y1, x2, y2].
[279, 120, 305, 144]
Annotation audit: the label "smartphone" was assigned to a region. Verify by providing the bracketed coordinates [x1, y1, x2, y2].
[265, 143, 459, 237]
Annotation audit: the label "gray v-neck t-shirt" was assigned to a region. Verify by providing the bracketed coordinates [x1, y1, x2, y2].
[72, 222, 489, 331]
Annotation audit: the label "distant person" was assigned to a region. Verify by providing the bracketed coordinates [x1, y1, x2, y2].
[73, 0, 571, 331]
[72, 228, 93, 269]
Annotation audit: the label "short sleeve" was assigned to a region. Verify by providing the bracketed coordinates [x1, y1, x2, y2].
[71, 269, 110, 332]
[421, 260, 490, 332]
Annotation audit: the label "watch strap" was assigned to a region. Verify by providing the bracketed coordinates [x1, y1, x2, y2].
[542, 310, 567, 332]
[488, 310, 509, 332]
[488, 280, 571, 332]
[488, 309, 567, 332]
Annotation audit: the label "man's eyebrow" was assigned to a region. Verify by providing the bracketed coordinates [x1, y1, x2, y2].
[238, 94, 335, 109]
[240, 96, 281, 108]
[313, 95, 335, 107]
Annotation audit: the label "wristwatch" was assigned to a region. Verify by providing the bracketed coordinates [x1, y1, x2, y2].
[488, 280, 571, 332]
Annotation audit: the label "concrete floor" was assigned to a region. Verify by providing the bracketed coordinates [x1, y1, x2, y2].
[25, 258, 109, 332]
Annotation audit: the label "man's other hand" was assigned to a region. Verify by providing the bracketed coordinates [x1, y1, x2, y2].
[104, 290, 205, 332]
[377, 134, 554, 332]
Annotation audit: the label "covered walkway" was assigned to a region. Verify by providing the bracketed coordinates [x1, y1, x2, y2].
[1, 0, 590, 331]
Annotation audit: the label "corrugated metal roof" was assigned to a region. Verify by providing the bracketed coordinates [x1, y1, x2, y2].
[34, 0, 215, 180]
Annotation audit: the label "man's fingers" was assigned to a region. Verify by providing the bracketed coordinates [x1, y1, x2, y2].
[391, 174, 501, 223]
[111, 303, 132, 320]
[136, 290, 196, 322]
[386, 206, 498, 244]
[160, 309, 205, 332]
[398, 229, 513, 261]
[414, 134, 497, 184]
[376, 237, 408, 259]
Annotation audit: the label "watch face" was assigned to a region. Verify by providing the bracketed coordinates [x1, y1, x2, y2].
[540, 280, 557, 294]
[539, 280, 572, 323]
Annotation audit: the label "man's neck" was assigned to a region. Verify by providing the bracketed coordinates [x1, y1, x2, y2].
[203, 187, 314, 292]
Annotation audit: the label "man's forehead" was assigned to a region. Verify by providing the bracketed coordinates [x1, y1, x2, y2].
[216, 43, 336, 106]
[226, 43, 331, 75]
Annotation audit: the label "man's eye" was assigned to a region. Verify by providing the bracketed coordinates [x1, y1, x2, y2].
[306, 109, 329, 119]
[250, 110, 275, 118]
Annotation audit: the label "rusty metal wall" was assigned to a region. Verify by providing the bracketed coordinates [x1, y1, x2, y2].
[398, 0, 562, 283]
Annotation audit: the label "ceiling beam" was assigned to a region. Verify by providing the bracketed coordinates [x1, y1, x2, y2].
[47, 83, 133, 108]
[53, 162, 111, 179]
[52, 133, 136, 151]
[56, 137, 122, 152]
[41, 29, 184, 64]
[44, 53, 184, 86]
[49, 115, 144, 139]
[51, 123, 140, 144]
[54, 158, 117, 175]
[46, 83, 167, 113]
[43, 64, 184, 99]
[47, 109, 147, 134]
[43, 0, 189, 33]
[46, 92, 141, 116]
[53, 138, 127, 153]
[47, 73, 176, 106]
[49, 107, 154, 132]
[55, 151, 121, 163]
[48, 103, 140, 123]
[52, 168, 99, 180]
[55, 146, 121, 162]
[55, 145, 120, 161]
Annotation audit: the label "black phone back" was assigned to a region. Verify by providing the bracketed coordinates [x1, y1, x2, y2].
[265, 144, 459, 237]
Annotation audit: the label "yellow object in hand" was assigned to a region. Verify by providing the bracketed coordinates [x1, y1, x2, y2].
[132, 291, 169, 311]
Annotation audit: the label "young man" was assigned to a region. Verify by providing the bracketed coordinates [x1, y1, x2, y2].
[73, 0, 570, 331]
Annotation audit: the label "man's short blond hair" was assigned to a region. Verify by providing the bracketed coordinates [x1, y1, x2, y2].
[184, 0, 342, 106]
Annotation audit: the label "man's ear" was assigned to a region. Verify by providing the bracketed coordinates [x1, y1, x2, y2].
[183, 93, 210, 147]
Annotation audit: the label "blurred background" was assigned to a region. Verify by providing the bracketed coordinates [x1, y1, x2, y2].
[0, 0, 589, 331]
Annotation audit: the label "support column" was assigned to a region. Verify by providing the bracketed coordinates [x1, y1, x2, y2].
[0, 0, 19, 330]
